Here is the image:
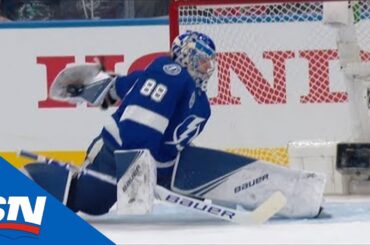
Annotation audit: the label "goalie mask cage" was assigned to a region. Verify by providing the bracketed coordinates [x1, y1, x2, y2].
[169, 0, 370, 167]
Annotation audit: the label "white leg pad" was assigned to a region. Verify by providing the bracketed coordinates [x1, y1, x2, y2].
[202, 161, 326, 218]
[114, 149, 157, 215]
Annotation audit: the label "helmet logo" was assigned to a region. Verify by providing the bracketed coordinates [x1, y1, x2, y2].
[163, 64, 182, 76]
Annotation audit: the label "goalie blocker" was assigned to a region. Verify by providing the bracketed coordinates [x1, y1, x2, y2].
[21, 146, 325, 219]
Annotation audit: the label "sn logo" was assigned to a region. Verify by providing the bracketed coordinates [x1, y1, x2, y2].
[0, 196, 46, 235]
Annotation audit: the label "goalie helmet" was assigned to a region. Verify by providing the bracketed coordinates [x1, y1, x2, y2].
[171, 31, 216, 91]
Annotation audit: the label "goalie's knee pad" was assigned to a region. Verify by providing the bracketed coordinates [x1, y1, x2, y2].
[21, 163, 74, 205]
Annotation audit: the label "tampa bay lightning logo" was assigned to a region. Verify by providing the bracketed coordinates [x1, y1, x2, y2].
[163, 64, 182, 76]
[166, 115, 205, 151]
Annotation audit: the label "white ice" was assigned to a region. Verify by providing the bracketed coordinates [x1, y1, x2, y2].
[84, 196, 370, 245]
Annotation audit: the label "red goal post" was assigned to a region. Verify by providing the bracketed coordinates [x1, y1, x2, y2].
[168, 0, 370, 168]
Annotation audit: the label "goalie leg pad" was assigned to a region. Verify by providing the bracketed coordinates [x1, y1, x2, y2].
[67, 144, 117, 215]
[114, 149, 157, 215]
[67, 172, 117, 215]
[22, 163, 74, 205]
[171, 146, 326, 218]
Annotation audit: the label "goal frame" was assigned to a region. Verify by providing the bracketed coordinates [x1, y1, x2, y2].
[167, 0, 368, 195]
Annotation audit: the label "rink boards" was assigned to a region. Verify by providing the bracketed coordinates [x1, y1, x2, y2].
[0, 18, 363, 167]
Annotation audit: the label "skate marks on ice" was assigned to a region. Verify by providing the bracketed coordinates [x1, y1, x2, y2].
[81, 202, 228, 229]
[268, 201, 370, 225]
[83, 198, 370, 244]
[82, 197, 370, 226]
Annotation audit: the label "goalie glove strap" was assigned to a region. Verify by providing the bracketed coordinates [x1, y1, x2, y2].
[108, 77, 119, 101]
[101, 77, 119, 110]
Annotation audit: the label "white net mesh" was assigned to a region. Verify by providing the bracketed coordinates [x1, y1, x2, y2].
[171, 1, 370, 165]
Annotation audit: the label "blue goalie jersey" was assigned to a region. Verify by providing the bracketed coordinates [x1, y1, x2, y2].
[101, 56, 211, 165]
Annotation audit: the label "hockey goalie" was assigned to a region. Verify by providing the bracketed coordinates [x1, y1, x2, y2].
[21, 30, 326, 220]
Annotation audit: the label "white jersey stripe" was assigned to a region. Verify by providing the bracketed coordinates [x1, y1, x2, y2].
[104, 116, 123, 146]
[81, 138, 104, 169]
[120, 105, 169, 134]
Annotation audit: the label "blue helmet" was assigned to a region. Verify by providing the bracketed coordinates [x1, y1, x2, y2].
[171, 31, 216, 91]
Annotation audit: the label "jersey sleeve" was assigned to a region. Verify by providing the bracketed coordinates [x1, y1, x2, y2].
[114, 71, 144, 99]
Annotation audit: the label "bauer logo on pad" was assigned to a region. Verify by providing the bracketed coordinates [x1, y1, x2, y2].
[0, 157, 114, 244]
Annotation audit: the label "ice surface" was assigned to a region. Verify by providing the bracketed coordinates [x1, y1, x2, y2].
[84, 196, 370, 245]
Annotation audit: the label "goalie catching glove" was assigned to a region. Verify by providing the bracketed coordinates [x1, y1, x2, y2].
[50, 63, 119, 109]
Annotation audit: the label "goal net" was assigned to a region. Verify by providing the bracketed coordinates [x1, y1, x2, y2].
[169, 0, 370, 166]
